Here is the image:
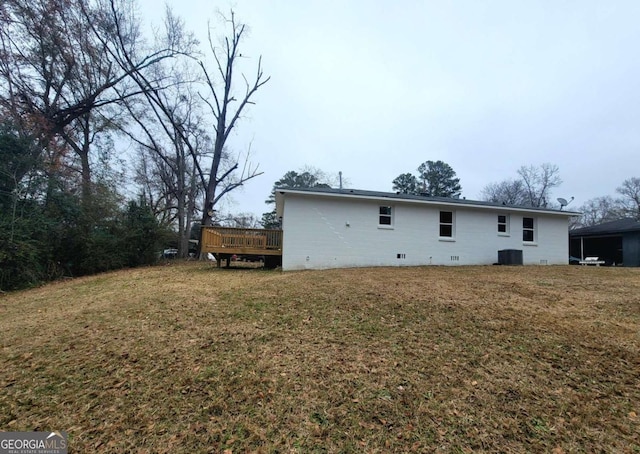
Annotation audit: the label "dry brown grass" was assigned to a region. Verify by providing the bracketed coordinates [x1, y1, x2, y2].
[1, 263, 639, 453]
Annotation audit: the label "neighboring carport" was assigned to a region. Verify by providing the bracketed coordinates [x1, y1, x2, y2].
[570, 218, 640, 267]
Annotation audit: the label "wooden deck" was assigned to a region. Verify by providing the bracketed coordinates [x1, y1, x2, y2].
[200, 226, 283, 257]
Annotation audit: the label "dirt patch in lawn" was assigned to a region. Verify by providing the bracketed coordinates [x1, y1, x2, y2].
[1, 264, 639, 452]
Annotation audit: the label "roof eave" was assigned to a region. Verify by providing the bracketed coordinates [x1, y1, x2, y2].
[276, 187, 580, 217]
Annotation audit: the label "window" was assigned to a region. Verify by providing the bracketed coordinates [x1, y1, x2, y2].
[498, 214, 509, 234]
[439, 211, 454, 237]
[522, 217, 535, 242]
[379, 206, 392, 226]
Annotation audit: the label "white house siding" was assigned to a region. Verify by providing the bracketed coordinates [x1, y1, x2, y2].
[281, 193, 570, 271]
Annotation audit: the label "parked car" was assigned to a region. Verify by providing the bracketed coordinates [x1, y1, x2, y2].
[162, 248, 178, 259]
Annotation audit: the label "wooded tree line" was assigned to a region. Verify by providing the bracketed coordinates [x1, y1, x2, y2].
[0, 0, 268, 290]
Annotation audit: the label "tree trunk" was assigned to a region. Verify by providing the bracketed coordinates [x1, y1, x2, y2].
[80, 145, 91, 205]
[201, 125, 226, 227]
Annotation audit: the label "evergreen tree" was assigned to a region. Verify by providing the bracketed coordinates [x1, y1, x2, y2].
[262, 168, 333, 229]
[392, 161, 462, 198]
[392, 173, 419, 195]
[417, 160, 462, 197]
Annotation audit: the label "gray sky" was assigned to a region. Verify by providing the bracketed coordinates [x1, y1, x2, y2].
[141, 0, 640, 218]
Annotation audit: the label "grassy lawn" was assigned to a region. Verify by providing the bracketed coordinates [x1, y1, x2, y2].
[1, 263, 639, 453]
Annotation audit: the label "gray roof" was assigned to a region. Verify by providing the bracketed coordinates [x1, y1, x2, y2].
[276, 187, 579, 216]
[570, 218, 640, 236]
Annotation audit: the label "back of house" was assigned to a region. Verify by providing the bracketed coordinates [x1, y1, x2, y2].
[275, 187, 577, 271]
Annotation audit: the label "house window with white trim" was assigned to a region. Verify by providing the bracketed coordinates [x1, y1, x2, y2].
[379, 206, 393, 226]
[439, 211, 454, 237]
[523, 217, 535, 242]
[498, 214, 509, 234]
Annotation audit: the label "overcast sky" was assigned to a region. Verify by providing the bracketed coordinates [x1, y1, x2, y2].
[140, 0, 640, 218]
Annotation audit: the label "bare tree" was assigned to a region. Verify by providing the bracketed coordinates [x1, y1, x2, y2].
[480, 179, 527, 205]
[616, 177, 640, 220]
[517, 163, 562, 208]
[198, 11, 270, 227]
[107, 8, 206, 257]
[224, 212, 262, 228]
[573, 196, 623, 228]
[479, 163, 562, 208]
[125, 80, 209, 257]
[570, 177, 640, 228]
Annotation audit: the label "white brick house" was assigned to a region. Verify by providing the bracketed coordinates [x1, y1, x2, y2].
[275, 187, 577, 271]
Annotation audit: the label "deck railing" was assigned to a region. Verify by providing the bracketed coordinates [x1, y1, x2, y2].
[200, 226, 283, 254]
